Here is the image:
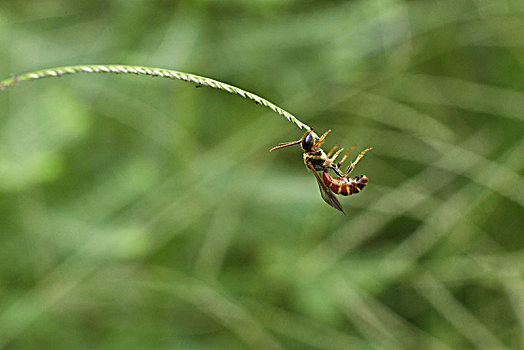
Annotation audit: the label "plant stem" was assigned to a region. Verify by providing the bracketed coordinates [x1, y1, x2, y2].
[0, 64, 311, 131]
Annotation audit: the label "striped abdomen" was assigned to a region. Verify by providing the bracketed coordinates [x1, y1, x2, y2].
[323, 172, 368, 196]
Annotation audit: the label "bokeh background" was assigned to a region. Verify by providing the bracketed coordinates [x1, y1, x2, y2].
[1, 1, 523, 349]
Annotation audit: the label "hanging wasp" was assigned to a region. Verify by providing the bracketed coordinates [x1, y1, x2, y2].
[269, 129, 372, 214]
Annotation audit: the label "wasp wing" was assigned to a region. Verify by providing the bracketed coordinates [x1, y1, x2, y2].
[305, 161, 345, 214]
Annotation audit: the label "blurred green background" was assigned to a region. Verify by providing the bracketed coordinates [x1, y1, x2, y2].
[1, 1, 523, 349]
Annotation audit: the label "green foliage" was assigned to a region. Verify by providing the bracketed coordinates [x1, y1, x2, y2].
[1, 1, 523, 349]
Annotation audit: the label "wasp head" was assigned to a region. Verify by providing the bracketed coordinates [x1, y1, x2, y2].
[269, 130, 318, 153]
[301, 131, 319, 152]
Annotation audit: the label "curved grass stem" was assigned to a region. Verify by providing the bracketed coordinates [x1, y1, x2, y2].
[0, 64, 311, 131]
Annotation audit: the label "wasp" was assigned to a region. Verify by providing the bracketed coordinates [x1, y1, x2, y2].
[269, 130, 372, 214]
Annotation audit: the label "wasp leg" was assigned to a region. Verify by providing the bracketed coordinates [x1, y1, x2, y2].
[344, 147, 373, 176]
[337, 145, 356, 167]
[329, 148, 344, 163]
[322, 149, 345, 177]
[326, 145, 339, 158]
[329, 163, 344, 177]
[312, 129, 331, 150]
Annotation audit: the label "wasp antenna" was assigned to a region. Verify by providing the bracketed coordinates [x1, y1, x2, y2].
[269, 139, 301, 152]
